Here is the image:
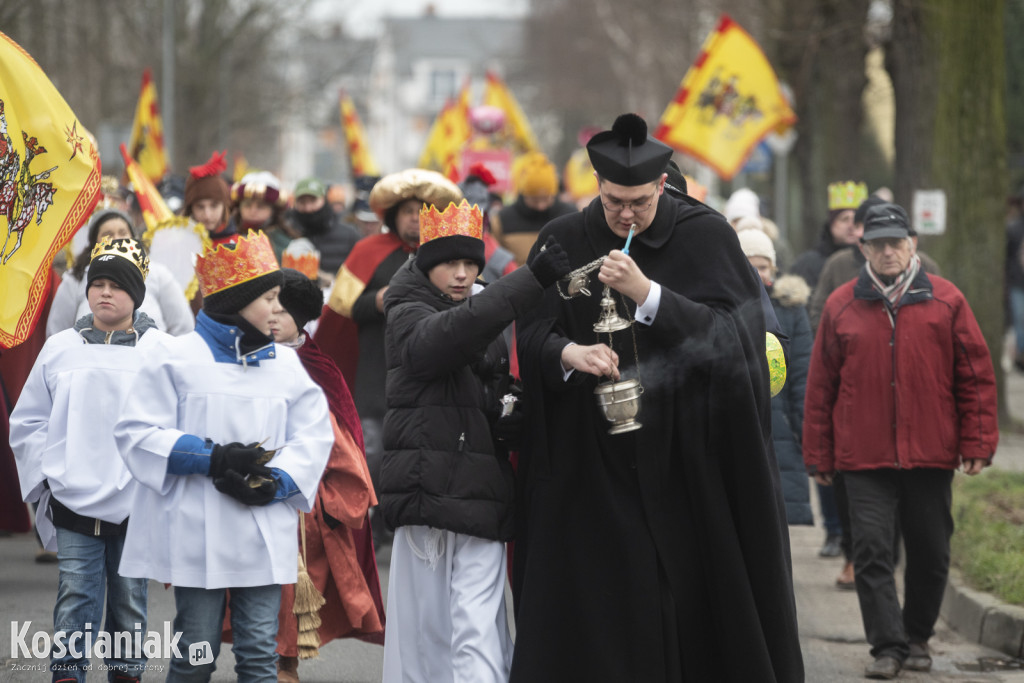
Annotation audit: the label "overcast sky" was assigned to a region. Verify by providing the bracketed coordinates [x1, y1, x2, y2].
[315, 0, 531, 37]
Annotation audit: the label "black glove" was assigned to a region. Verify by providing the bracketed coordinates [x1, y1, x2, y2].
[213, 470, 276, 506]
[209, 442, 272, 479]
[493, 410, 526, 448]
[493, 384, 526, 448]
[529, 236, 571, 288]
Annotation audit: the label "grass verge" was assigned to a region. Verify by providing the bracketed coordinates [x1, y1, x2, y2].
[951, 470, 1024, 605]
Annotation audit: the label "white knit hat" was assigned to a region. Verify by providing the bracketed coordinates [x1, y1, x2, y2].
[724, 187, 760, 223]
[738, 228, 776, 268]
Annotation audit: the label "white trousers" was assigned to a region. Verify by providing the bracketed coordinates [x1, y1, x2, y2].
[382, 525, 513, 683]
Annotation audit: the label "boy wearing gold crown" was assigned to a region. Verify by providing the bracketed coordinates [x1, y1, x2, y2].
[11, 237, 165, 682]
[378, 200, 569, 682]
[113, 231, 333, 681]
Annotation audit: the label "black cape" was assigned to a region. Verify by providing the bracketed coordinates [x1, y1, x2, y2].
[512, 193, 804, 682]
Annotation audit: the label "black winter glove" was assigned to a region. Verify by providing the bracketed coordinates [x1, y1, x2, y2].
[213, 470, 276, 506]
[493, 384, 526, 448]
[493, 410, 526, 449]
[529, 236, 572, 288]
[209, 442, 272, 479]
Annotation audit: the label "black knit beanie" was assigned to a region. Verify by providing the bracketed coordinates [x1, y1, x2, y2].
[277, 268, 324, 331]
[87, 238, 147, 309]
[202, 270, 284, 314]
[415, 234, 485, 274]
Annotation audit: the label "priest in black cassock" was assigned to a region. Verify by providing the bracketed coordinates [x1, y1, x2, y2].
[511, 113, 804, 682]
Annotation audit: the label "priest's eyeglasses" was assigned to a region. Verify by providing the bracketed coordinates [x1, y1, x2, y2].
[600, 190, 658, 214]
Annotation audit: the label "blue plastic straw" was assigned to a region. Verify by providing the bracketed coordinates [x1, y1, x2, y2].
[622, 224, 636, 256]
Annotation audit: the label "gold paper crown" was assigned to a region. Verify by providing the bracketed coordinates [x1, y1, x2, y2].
[195, 230, 279, 298]
[828, 181, 868, 211]
[419, 200, 483, 246]
[282, 251, 320, 280]
[90, 236, 150, 279]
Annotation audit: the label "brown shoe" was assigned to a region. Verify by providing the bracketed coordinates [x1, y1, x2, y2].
[277, 655, 299, 683]
[836, 561, 855, 590]
[904, 641, 932, 672]
[864, 655, 901, 679]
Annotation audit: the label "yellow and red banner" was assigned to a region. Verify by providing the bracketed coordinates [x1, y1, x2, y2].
[120, 143, 172, 231]
[654, 15, 796, 180]
[483, 71, 539, 153]
[127, 67, 168, 183]
[418, 82, 471, 181]
[0, 31, 101, 348]
[340, 92, 379, 177]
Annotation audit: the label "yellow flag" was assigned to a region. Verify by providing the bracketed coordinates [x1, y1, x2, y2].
[232, 154, 249, 183]
[418, 83, 471, 180]
[654, 15, 796, 180]
[340, 92, 380, 177]
[484, 71, 539, 153]
[127, 67, 168, 183]
[120, 144, 173, 232]
[0, 31, 102, 348]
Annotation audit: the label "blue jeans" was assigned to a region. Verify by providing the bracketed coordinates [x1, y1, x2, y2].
[167, 584, 281, 683]
[52, 526, 148, 682]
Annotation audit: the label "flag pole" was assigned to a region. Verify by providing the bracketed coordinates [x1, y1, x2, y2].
[162, 0, 175, 171]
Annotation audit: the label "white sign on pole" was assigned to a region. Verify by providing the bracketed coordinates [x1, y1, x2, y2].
[913, 189, 946, 235]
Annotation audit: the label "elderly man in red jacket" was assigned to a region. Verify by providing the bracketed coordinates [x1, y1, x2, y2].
[803, 202, 997, 681]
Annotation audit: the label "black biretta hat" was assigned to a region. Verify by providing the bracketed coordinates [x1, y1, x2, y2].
[587, 113, 673, 186]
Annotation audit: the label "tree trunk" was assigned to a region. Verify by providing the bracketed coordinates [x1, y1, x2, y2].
[775, 0, 870, 251]
[919, 0, 1009, 423]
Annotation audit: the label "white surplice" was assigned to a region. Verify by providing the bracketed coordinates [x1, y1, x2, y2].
[9, 328, 169, 549]
[114, 332, 333, 589]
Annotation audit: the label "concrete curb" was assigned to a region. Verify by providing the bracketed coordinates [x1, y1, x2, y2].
[943, 569, 1024, 659]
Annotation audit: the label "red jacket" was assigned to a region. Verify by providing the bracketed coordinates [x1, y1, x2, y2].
[803, 268, 997, 474]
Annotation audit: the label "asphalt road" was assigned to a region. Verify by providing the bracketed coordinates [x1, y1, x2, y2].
[4, 368, 1024, 681]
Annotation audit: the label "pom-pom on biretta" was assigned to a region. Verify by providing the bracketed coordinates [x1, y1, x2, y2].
[587, 112, 673, 186]
[415, 200, 486, 273]
[611, 113, 648, 147]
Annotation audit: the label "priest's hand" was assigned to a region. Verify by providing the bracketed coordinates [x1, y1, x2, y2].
[599, 250, 651, 305]
[561, 343, 620, 380]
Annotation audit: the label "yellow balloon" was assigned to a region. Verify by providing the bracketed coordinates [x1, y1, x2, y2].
[766, 332, 787, 397]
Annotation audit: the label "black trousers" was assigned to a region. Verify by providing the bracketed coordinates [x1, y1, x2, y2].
[844, 468, 954, 660]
